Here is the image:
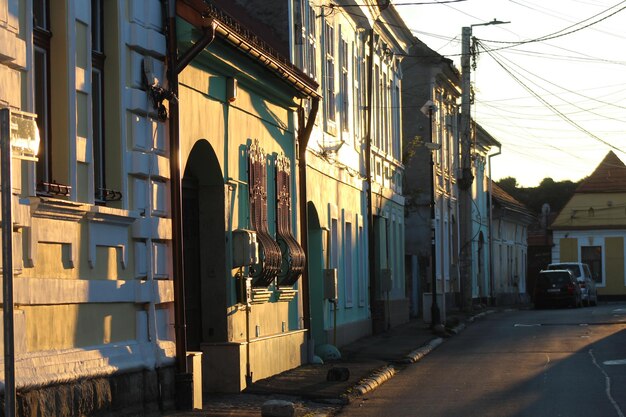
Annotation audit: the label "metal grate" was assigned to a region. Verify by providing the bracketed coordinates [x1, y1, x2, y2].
[248, 139, 282, 288]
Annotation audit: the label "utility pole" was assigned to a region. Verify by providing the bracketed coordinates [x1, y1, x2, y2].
[459, 25, 473, 312]
[420, 101, 441, 326]
[459, 20, 509, 312]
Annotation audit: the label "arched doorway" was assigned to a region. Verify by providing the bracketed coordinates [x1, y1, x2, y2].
[182, 140, 226, 351]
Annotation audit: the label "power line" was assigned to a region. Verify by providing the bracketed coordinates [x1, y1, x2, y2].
[477, 1, 626, 48]
[476, 40, 625, 155]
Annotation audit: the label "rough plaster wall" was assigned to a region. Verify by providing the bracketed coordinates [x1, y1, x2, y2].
[23, 303, 137, 351]
[16, 368, 175, 417]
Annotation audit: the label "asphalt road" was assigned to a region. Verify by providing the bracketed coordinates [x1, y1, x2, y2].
[338, 303, 626, 417]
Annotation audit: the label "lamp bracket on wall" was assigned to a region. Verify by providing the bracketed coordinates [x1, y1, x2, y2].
[142, 58, 177, 122]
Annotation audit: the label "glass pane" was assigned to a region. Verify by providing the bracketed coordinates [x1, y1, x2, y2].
[91, 0, 103, 53]
[34, 47, 49, 184]
[33, 0, 48, 30]
[92, 69, 105, 198]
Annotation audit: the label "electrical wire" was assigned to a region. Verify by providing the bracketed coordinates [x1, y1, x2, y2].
[476, 1, 626, 49]
[475, 40, 625, 155]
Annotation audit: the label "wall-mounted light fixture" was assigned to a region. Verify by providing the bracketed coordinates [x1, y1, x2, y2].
[226, 77, 237, 103]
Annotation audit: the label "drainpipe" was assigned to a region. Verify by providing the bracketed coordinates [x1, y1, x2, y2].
[365, 27, 376, 324]
[297, 98, 320, 342]
[488, 144, 501, 305]
[163, 0, 188, 380]
[164, 0, 216, 376]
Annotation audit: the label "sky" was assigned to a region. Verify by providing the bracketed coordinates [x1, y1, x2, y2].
[394, 0, 626, 187]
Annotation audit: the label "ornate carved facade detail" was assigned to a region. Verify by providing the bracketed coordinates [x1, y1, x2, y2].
[248, 140, 282, 287]
[275, 154, 306, 288]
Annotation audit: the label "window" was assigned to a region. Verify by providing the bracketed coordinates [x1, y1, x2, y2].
[582, 246, 602, 284]
[92, 0, 106, 203]
[295, 0, 317, 80]
[33, 0, 51, 190]
[324, 21, 335, 127]
[307, 4, 317, 80]
[393, 85, 400, 159]
[353, 41, 360, 145]
[357, 40, 367, 150]
[380, 72, 389, 153]
[339, 36, 349, 132]
[374, 65, 380, 148]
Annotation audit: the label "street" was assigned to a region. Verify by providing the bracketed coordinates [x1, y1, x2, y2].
[338, 304, 626, 417]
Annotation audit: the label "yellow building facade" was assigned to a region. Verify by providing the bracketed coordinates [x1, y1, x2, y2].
[552, 152, 626, 298]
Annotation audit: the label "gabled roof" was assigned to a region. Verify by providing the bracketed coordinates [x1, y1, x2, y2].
[575, 151, 626, 193]
[491, 182, 529, 214]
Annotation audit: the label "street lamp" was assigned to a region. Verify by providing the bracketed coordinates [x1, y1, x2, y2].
[420, 100, 441, 328]
[459, 19, 510, 311]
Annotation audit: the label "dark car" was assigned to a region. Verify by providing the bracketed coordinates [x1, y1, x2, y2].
[546, 262, 598, 306]
[534, 270, 582, 309]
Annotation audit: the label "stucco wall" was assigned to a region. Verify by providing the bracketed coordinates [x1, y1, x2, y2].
[553, 230, 626, 296]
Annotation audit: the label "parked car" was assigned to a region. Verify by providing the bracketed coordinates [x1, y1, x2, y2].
[546, 262, 598, 306]
[534, 269, 582, 309]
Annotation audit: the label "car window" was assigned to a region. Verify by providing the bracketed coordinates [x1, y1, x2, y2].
[548, 264, 580, 278]
[538, 272, 571, 286]
[583, 264, 592, 279]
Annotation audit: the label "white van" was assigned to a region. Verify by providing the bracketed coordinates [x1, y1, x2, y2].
[546, 262, 598, 306]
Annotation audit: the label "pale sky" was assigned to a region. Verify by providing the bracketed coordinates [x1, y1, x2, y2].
[395, 0, 626, 187]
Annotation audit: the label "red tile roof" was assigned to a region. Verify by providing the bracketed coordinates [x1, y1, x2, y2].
[491, 182, 531, 214]
[576, 151, 626, 193]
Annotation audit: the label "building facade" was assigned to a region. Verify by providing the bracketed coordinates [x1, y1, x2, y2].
[0, 0, 323, 413]
[402, 38, 461, 317]
[174, 0, 321, 394]
[551, 151, 626, 299]
[221, 0, 413, 347]
[490, 182, 534, 304]
[3, 0, 177, 413]
[471, 123, 500, 304]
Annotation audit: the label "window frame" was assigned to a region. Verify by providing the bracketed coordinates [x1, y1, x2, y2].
[339, 35, 349, 132]
[33, 0, 52, 191]
[323, 20, 336, 130]
[92, 0, 106, 204]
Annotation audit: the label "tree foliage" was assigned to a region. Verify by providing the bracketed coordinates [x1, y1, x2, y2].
[495, 177, 582, 215]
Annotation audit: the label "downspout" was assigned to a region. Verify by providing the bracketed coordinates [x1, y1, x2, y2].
[164, 0, 217, 375]
[487, 144, 501, 305]
[365, 28, 376, 322]
[297, 97, 320, 341]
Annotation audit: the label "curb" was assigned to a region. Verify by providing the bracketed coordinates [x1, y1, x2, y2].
[402, 337, 444, 364]
[350, 364, 397, 397]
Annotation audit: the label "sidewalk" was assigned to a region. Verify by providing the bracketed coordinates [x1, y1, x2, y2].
[160, 307, 495, 417]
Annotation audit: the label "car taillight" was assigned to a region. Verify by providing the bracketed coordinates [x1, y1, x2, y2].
[567, 283, 576, 295]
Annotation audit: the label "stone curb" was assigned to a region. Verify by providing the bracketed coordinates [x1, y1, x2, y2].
[349, 364, 397, 397]
[402, 337, 444, 364]
[466, 309, 496, 323]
